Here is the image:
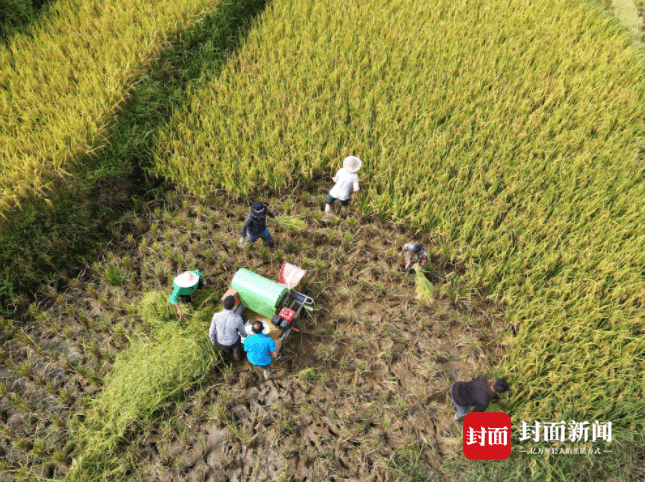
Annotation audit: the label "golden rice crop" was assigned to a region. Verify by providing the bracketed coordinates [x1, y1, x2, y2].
[274, 215, 307, 233]
[0, 0, 221, 224]
[414, 264, 434, 304]
[151, 0, 645, 456]
[66, 314, 220, 480]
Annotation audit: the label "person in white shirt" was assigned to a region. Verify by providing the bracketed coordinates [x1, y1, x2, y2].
[325, 156, 362, 214]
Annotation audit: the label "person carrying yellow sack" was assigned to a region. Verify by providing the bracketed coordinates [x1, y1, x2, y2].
[168, 270, 205, 321]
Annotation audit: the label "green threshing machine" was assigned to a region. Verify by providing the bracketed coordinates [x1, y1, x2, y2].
[225, 262, 314, 342]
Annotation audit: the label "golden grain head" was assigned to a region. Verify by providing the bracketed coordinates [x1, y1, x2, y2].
[0, 0, 223, 225]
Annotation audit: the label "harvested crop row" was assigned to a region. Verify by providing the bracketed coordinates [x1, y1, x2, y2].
[152, 0, 645, 477]
[0, 0, 221, 223]
[67, 320, 220, 481]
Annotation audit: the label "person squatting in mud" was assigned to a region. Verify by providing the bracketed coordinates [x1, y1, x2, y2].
[168, 270, 205, 321]
[450, 376, 509, 421]
[324, 156, 362, 214]
[209, 295, 246, 361]
[401, 242, 428, 273]
[239, 202, 277, 248]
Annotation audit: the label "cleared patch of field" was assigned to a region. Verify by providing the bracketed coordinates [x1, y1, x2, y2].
[151, 0, 645, 478]
[611, 0, 643, 38]
[0, 0, 222, 224]
[0, 185, 506, 480]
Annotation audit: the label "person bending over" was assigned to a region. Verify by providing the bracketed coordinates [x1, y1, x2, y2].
[244, 321, 279, 380]
[450, 376, 509, 421]
[401, 242, 428, 273]
[239, 202, 277, 248]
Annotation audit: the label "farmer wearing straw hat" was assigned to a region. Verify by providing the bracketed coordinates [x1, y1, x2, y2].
[324, 156, 362, 214]
[168, 270, 205, 321]
[238, 202, 277, 248]
[401, 242, 428, 273]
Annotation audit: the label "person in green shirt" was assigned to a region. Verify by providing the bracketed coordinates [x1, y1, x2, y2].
[168, 270, 205, 321]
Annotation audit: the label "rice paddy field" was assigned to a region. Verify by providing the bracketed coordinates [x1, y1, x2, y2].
[0, 0, 221, 224]
[154, 0, 645, 438]
[0, 185, 512, 481]
[1, 0, 645, 480]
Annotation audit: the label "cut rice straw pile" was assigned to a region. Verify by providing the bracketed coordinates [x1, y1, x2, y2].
[274, 215, 307, 233]
[66, 317, 221, 480]
[414, 264, 434, 304]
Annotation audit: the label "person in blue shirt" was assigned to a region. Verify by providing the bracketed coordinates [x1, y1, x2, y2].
[244, 321, 279, 380]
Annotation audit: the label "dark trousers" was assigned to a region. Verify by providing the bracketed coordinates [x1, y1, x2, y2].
[179, 280, 204, 303]
[219, 338, 242, 355]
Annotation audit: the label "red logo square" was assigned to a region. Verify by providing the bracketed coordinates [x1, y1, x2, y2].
[463, 412, 511, 460]
[278, 307, 295, 322]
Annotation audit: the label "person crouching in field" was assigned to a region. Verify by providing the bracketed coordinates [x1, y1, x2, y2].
[168, 270, 205, 321]
[324, 156, 362, 214]
[450, 376, 509, 421]
[244, 321, 279, 380]
[238, 202, 277, 248]
[209, 296, 246, 361]
[401, 242, 428, 273]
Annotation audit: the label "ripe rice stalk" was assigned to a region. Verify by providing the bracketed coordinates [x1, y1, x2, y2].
[0, 0, 224, 224]
[274, 215, 307, 233]
[149, 0, 645, 477]
[414, 265, 434, 305]
[66, 320, 221, 481]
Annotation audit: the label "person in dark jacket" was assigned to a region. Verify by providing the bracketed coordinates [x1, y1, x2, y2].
[238, 202, 277, 248]
[450, 376, 509, 421]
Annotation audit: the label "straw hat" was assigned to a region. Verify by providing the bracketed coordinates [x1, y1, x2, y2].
[343, 156, 362, 173]
[174, 271, 199, 288]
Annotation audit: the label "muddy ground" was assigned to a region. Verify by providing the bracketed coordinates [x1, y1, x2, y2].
[0, 183, 508, 481]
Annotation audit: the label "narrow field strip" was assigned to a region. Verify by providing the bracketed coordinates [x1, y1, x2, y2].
[0, 0, 222, 224]
[151, 0, 645, 479]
